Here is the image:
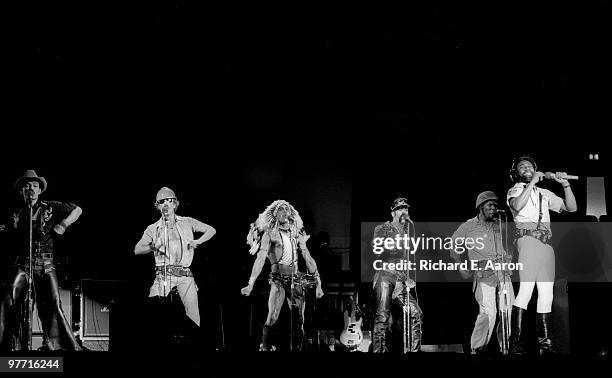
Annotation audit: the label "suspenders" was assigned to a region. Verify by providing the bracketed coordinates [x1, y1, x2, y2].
[536, 191, 543, 231]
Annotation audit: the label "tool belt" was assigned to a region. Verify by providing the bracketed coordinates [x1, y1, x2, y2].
[156, 265, 193, 277]
[515, 228, 552, 246]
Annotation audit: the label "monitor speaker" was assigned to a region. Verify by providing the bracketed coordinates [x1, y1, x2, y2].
[80, 279, 124, 339]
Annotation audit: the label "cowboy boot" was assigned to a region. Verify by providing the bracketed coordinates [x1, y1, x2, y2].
[409, 297, 423, 352]
[509, 306, 526, 355]
[0, 291, 13, 352]
[372, 322, 388, 353]
[536, 312, 557, 355]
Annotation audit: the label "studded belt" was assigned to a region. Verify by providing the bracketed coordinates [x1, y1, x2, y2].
[269, 272, 318, 288]
[156, 265, 193, 277]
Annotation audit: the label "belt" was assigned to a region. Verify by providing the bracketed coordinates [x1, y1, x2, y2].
[20, 256, 55, 273]
[156, 265, 193, 277]
[270, 272, 317, 288]
[515, 228, 552, 245]
[21, 253, 54, 264]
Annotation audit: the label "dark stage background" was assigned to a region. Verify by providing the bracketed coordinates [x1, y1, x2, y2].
[1, 0, 611, 356]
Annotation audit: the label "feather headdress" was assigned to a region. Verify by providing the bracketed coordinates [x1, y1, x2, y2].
[246, 199, 309, 254]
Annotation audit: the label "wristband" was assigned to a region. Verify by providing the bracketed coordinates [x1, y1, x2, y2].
[248, 277, 256, 286]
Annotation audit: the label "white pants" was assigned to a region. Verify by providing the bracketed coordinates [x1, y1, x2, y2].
[149, 275, 200, 326]
[514, 236, 555, 313]
[471, 277, 515, 351]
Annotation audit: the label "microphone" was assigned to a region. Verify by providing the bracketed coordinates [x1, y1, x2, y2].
[492, 209, 506, 217]
[399, 214, 413, 228]
[161, 207, 169, 221]
[544, 172, 579, 180]
[24, 189, 34, 206]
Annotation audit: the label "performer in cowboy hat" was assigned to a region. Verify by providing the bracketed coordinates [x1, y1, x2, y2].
[0, 169, 82, 351]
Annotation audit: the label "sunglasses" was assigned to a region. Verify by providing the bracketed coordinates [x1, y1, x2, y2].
[156, 198, 176, 205]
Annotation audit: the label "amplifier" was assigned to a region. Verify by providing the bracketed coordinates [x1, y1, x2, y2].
[80, 279, 124, 340]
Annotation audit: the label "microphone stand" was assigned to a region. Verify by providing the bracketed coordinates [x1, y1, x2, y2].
[289, 228, 295, 352]
[163, 217, 169, 299]
[24, 201, 34, 351]
[402, 217, 413, 353]
[495, 213, 511, 356]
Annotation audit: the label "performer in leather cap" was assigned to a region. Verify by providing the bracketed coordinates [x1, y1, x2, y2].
[371, 197, 422, 353]
[241, 200, 324, 351]
[506, 156, 577, 355]
[134, 187, 216, 327]
[0, 170, 82, 351]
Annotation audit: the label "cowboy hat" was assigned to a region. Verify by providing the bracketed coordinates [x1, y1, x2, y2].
[13, 169, 47, 193]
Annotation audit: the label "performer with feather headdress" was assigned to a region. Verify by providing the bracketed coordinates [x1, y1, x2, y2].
[241, 200, 324, 351]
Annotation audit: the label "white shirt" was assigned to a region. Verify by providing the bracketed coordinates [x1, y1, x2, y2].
[506, 182, 564, 232]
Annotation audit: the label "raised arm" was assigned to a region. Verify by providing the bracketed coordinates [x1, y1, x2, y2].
[509, 172, 544, 213]
[553, 173, 577, 212]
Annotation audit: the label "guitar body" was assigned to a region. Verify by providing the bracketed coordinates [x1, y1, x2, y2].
[339, 294, 363, 351]
[339, 318, 363, 349]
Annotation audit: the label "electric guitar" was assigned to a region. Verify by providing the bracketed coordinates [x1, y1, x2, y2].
[339, 292, 363, 350]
